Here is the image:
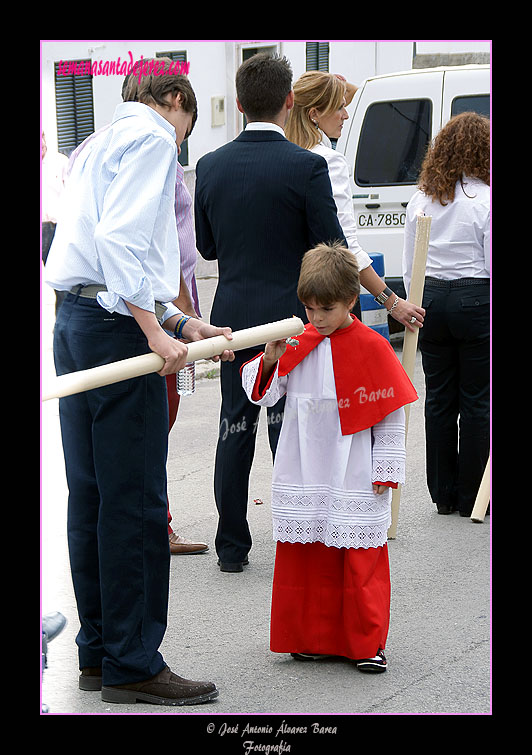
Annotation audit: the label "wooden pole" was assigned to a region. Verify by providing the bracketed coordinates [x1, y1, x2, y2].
[42, 316, 305, 402]
[470, 456, 490, 523]
[388, 213, 431, 539]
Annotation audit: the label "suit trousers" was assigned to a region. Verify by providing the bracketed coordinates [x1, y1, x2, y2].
[214, 348, 286, 562]
[53, 293, 170, 685]
[419, 279, 490, 515]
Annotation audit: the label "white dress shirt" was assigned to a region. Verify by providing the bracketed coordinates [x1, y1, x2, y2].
[402, 176, 490, 296]
[312, 131, 373, 272]
[44, 102, 182, 323]
[244, 121, 286, 136]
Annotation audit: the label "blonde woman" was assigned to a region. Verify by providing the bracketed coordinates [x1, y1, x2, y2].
[285, 71, 424, 332]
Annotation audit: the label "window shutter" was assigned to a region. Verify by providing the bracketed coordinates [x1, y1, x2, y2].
[54, 61, 95, 155]
[157, 50, 187, 64]
[306, 42, 329, 71]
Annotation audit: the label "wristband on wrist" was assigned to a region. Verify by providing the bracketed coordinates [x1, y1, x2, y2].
[173, 315, 191, 340]
[374, 286, 393, 306]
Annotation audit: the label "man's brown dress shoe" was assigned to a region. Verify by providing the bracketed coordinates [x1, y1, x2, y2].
[101, 665, 218, 706]
[169, 532, 209, 555]
[79, 667, 103, 690]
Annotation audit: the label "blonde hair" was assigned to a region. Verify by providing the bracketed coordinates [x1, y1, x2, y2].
[297, 241, 360, 306]
[285, 71, 346, 150]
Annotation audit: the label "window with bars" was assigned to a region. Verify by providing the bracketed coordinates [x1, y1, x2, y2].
[306, 42, 329, 71]
[156, 50, 190, 165]
[54, 60, 95, 156]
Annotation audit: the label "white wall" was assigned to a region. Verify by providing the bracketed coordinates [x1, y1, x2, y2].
[416, 40, 490, 55]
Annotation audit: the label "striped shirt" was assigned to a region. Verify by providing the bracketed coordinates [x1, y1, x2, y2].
[174, 160, 200, 316]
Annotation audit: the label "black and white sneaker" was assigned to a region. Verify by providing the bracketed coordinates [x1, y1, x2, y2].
[355, 649, 387, 673]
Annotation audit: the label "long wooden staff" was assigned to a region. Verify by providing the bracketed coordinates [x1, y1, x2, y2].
[388, 213, 431, 539]
[470, 456, 490, 523]
[42, 317, 304, 402]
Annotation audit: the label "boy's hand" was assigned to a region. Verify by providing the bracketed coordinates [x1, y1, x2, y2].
[258, 339, 287, 393]
[373, 484, 387, 495]
[263, 339, 288, 367]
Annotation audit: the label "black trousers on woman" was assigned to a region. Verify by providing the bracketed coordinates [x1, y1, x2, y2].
[419, 278, 490, 516]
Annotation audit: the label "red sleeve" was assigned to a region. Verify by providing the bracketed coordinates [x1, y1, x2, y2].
[250, 356, 276, 401]
[240, 354, 277, 401]
[374, 481, 398, 489]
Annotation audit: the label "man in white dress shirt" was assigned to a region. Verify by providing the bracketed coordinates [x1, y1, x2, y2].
[45, 66, 232, 705]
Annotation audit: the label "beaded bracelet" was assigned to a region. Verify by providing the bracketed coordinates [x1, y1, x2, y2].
[174, 315, 191, 340]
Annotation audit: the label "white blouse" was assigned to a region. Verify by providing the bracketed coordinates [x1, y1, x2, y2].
[402, 176, 490, 296]
[242, 339, 406, 549]
[312, 132, 373, 272]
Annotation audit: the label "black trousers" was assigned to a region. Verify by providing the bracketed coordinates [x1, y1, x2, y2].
[53, 294, 170, 685]
[214, 347, 285, 562]
[419, 279, 490, 515]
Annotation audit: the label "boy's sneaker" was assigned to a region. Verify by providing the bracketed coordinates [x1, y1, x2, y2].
[290, 653, 334, 661]
[355, 649, 387, 673]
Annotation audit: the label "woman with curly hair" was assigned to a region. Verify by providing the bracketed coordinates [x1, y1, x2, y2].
[403, 112, 490, 518]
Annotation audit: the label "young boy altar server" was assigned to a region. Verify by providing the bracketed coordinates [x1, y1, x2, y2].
[242, 242, 418, 672]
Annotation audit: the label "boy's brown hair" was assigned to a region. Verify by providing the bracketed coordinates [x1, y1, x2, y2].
[297, 241, 360, 306]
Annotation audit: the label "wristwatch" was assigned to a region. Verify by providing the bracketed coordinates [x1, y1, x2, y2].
[374, 286, 393, 306]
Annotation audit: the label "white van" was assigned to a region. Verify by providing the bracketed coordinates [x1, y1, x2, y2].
[338, 64, 490, 317]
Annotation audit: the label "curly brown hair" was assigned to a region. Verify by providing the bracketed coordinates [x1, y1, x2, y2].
[418, 112, 490, 205]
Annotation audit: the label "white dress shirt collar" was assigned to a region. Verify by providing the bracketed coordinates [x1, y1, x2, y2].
[244, 121, 286, 137]
[112, 101, 177, 141]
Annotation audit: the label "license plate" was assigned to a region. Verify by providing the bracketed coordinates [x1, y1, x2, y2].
[357, 211, 406, 228]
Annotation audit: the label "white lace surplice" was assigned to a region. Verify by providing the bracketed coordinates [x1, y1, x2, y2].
[242, 339, 406, 549]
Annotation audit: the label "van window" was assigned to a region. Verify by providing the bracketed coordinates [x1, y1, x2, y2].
[451, 95, 490, 118]
[354, 99, 432, 186]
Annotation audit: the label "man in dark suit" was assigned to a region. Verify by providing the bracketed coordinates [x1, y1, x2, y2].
[195, 53, 347, 572]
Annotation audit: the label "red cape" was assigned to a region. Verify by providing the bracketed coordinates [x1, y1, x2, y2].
[244, 316, 418, 436]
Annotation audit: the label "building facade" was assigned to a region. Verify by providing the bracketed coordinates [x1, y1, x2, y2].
[41, 39, 490, 165]
[40, 40, 490, 277]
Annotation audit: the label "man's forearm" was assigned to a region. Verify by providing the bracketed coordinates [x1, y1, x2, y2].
[125, 300, 164, 341]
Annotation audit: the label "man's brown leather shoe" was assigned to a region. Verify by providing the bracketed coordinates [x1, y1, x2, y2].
[79, 667, 103, 691]
[169, 532, 209, 555]
[101, 665, 219, 706]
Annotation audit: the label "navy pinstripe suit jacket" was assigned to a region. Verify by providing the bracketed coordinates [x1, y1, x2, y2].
[194, 129, 347, 331]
